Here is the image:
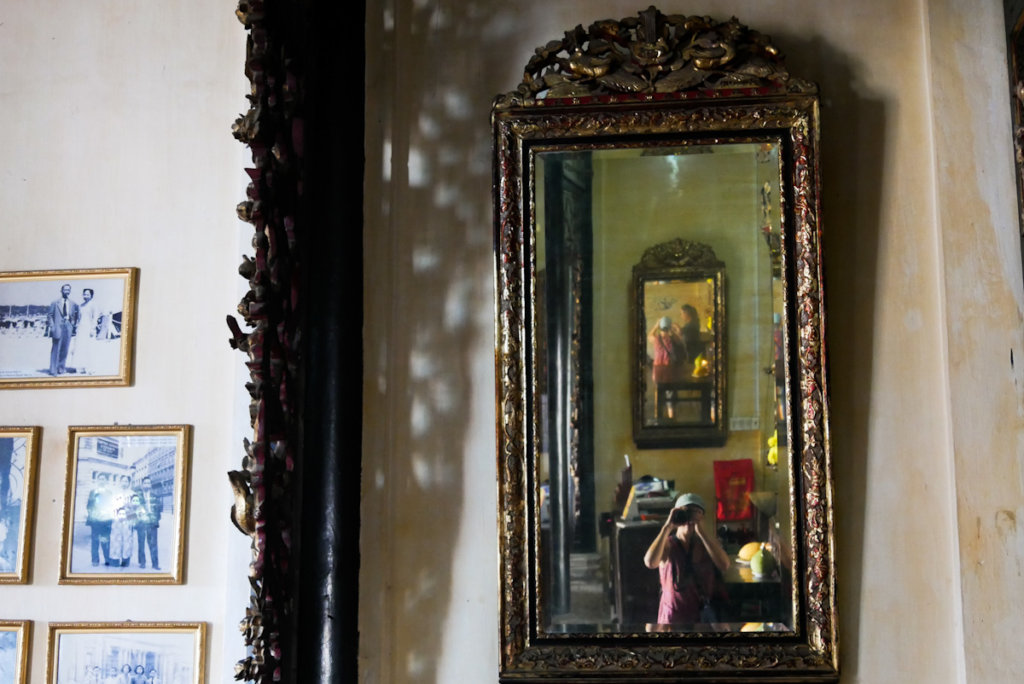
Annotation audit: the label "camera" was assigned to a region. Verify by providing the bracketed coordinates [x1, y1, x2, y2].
[670, 508, 691, 525]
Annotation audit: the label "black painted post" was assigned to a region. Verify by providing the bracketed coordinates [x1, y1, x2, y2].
[294, 0, 364, 681]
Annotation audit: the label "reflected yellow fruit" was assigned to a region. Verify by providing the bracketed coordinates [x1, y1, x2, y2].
[738, 541, 761, 561]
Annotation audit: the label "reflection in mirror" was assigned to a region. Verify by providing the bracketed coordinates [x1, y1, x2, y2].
[634, 238, 725, 446]
[494, 8, 836, 680]
[536, 142, 794, 635]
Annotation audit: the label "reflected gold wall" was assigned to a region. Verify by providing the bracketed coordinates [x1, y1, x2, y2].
[591, 149, 776, 521]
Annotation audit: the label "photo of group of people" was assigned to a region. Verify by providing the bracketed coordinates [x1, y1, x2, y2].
[62, 427, 189, 583]
[50, 624, 202, 684]
[0, 270, 136, 387]
[63, 663, 165, 684]
[82, 472, 165, 572]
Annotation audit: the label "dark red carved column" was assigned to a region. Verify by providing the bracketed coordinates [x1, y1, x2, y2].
[230, 1, 363, 682]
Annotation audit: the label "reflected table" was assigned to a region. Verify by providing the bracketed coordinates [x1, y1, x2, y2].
[722, 559, 785, 623]
[652, 377, 713, 423]
[612, 520, 788, 627]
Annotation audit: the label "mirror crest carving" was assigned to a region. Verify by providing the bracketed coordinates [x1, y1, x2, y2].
[495, 6, 814, 108]
[494, 7, 835, 682]
[637, 238, 723, 269]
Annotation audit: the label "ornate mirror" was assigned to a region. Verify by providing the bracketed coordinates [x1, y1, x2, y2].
[493, 8, 837, 681]
[632, 238, 727, 448]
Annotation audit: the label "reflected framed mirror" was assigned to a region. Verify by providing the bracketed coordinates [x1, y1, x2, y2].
[633, 238, 726, 447]
[493, 8, 837, 682]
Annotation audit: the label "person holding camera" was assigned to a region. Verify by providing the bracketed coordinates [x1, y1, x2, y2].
[643, 492, 730, 625]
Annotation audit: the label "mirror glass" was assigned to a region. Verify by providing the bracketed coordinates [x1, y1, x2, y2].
[633, 239, 726, 447]
[640, 276, 719, 430]
[534, 140, 794, 635]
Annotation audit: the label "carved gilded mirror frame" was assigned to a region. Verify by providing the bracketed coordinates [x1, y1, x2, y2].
[493, 8, 836, 682]
[632, 239, 727, 448]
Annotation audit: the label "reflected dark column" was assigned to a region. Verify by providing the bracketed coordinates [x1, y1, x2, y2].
[542, 153, 593, 616]
[544, 157, 572, 616]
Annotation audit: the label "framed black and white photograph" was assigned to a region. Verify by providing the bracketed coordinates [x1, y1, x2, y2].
[0, 427, 40, 584]
[0, 268, 138, 389]
[60, 426, 191, 584]
[47, 622, 205, 684]
[0, 621, 30, 684]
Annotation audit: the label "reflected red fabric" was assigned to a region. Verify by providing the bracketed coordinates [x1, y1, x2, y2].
[713, 458, 754, 521]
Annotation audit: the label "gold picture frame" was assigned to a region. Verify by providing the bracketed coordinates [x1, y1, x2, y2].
[47, 622, 206, 684]
[0, 427, 40, 584]
[0, 620, 30, 684]
[0, 268, 138, 389]
[59, 425, 191, 584]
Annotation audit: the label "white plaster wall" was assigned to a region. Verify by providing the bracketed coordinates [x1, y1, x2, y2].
[363, 0, 1023, 682]
[0, 3, 251, 682]
[925, 1, 1024, 681]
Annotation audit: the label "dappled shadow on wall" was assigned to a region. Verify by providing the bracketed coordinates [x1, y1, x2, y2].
[363, 1, 532, 682]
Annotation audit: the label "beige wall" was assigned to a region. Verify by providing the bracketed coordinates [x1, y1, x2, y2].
[363, 0, 1024, 683]
[927, 1, 1024, 680]
[0, 3, 250, 682]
